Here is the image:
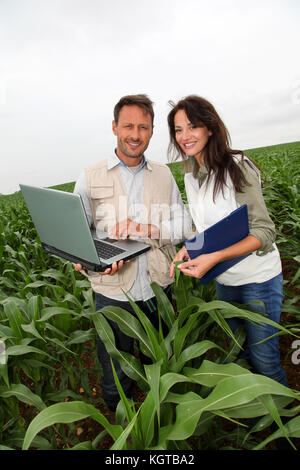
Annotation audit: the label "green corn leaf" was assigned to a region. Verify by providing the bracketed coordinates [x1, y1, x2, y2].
[76, 279, 92, 289]
[81, 288, 95, 310]
[23, 281, 50, 289]
[45, 337, 77, 355]
[3, 300, 24, 341]
[162, 318, 179, 357]
[280, 403, 300, 418]
[173, 264, 193, 310]
[110, 358, 135, 424]
[110, 359, 144, 449]
[174, 340, 226, 373]
[139, 390, 156, 447]
[41, 268, 68, 283]
[22, 401, 123, 450]
[44, 389, 85, 403]
[208, 309, 241, 348]
[66, 328, 96, 346]
[164, 373, 300, 441]
[160, 372, 190, 402]
[27, 295, 42, 321]
[214, 300, 298, 337]
[122, 292, 164, 365]
[253, 415, 300, 450]
[93, 312, 147, 386]
[150, 282, 176, 330]
[22, 358, 56, 372]
[174, 313, 202, 360]
[44, 323, 68, 340]
[174, 261, 183, 287]
[38, 307, 78, 322]
[21, 320, 46, 342]
[244, 413, 274, 436]
[0, 277, 18, 289]
[164, 390, 201, 405]
[61, 293, 82, 308]
[92, 430, 108, 450]
[219, 396, 295, 420]
[0, 383, 46, 411]
[110, 412, 139, 450]
[0, 363, 10, 387]
[181, 298, 298, 338]
[145, 361, 162, 426]
[100, 305, 154, 360]
[69, 441, 93, 450]
[204, 374, 299, 411]
[0, 324, 13, 338]
[258, 394, 296, 449]
[222, 325, 247, 364]
[5, 344, 55, 361]
[184, 360, 251, 387]
[193, 411, 215, 437]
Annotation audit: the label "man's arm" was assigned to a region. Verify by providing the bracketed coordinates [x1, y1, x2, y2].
[109, 218, 160, 240]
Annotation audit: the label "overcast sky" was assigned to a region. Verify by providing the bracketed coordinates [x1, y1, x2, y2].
[0, 0, 299, 194]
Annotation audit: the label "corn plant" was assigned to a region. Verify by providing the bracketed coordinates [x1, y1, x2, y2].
[0, 189, 101, 448]
[19, 281, 300, 450]
[0, 142, 299, 450]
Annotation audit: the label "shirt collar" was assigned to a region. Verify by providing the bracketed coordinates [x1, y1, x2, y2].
[107, 150, 152, 171]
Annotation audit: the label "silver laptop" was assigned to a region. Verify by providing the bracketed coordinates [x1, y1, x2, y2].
[19, 184, 150, 272]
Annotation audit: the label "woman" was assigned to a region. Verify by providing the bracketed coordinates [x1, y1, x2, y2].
[168, 95, 287, 386]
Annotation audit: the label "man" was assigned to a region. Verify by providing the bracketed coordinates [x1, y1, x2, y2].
[74, 94, 191, 411]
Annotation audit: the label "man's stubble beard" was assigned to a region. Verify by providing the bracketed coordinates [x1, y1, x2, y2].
[117, 138, 148, 160]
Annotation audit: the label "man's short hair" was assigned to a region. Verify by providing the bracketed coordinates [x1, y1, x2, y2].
[114, 94, 154, 126]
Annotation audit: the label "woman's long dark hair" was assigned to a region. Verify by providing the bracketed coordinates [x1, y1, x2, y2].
[167, 95, 252, 200]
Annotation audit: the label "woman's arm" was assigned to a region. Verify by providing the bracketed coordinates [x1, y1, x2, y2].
[178, 234, 261, 279]
[236, 159, 276, 254]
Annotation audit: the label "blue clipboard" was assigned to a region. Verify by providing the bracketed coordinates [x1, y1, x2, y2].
[184, 204, 250, 284]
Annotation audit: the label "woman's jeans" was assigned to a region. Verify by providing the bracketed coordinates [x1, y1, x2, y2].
[216, 273, 288, 386]
[95, 289, 171, 410]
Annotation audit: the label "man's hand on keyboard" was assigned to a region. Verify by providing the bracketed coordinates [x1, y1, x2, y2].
[109, 218, 160, 240]
[74, 260, 126, 276]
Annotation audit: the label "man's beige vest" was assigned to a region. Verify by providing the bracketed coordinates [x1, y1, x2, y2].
[83, 159, 176, 296]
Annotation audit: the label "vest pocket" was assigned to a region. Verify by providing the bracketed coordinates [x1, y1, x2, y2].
[148, 244, 176, 285]
[88, 259, 137, 293]
[91, 185, 116, 234]
[98, 270, 122, 286]
[90, 185, 114, 200]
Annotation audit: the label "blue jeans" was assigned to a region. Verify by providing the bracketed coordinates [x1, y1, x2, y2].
[216, 273, 288, 386]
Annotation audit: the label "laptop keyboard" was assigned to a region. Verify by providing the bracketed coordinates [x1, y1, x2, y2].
[94, 239, 126, 260]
